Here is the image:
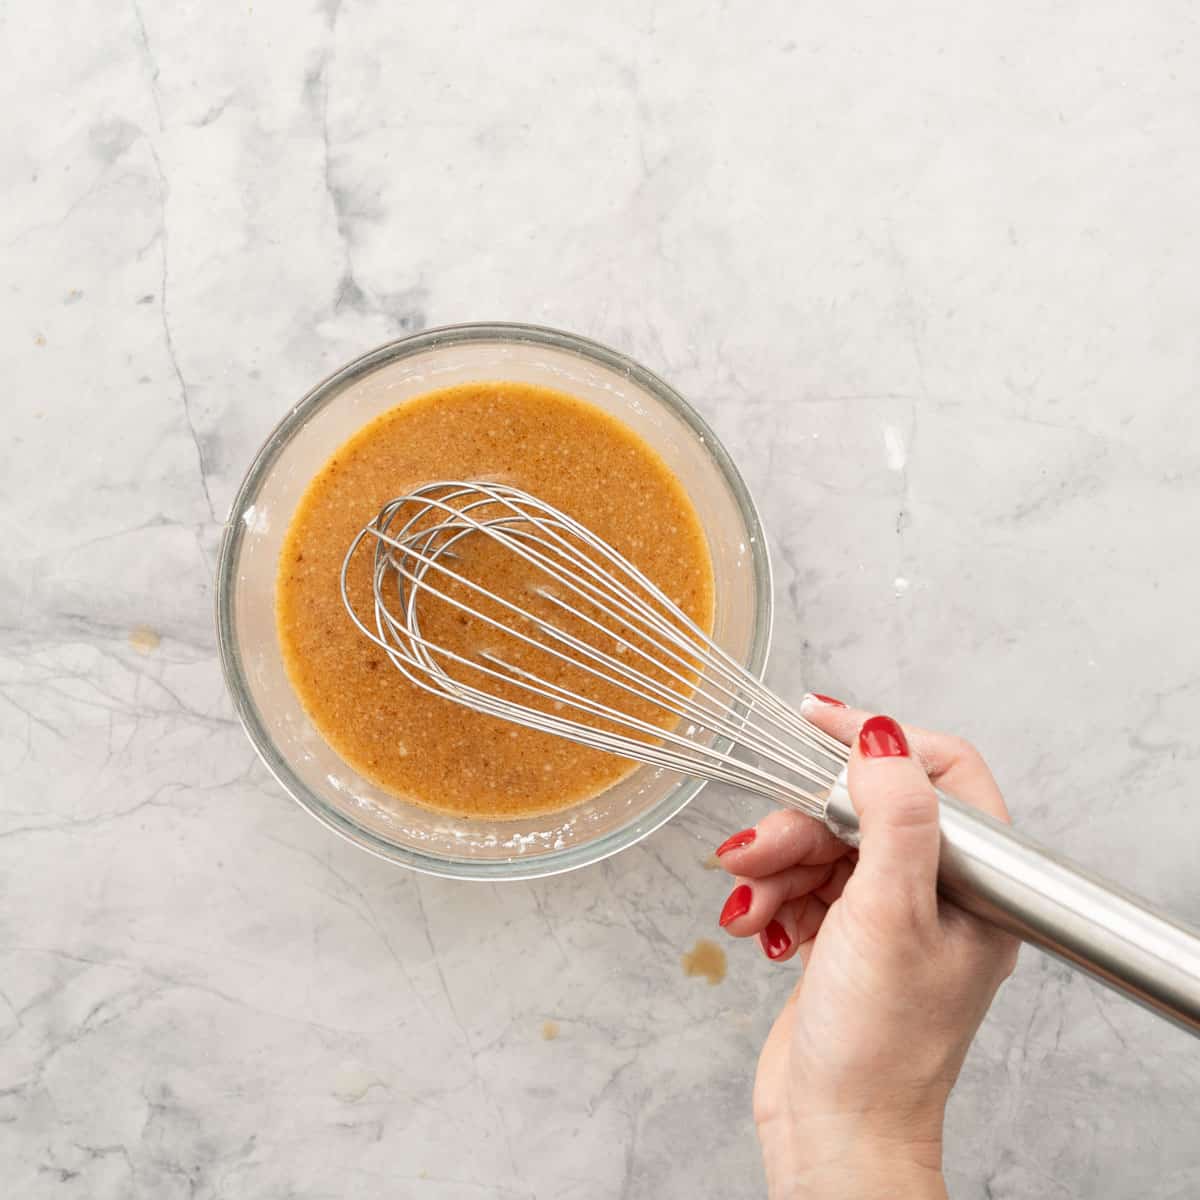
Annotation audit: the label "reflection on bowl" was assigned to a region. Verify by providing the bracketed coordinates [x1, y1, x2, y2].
[215, 324, 773, 880]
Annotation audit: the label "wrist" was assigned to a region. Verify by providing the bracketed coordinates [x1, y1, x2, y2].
[766, 1157, 947, 1200]
[759, 1113, 946, 1200]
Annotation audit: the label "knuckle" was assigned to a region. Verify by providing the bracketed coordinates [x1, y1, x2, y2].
[881, 787, 939, 830]
[972, 928, 1020, 981]
[998, 939, 1020, 980]
[942, 734, 983, 769]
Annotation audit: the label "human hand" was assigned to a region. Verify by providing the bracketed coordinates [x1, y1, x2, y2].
[714, 698, 1019, 1199]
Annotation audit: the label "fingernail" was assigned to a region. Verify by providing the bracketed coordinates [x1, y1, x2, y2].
[718, 884, 753, 927]
[859, 714, 909, 758]
[808, 693, 846, 708]
[761, 919, 791, 959]
[715, 828, 756, 856]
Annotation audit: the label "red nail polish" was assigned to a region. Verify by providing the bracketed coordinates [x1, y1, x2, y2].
[715, 828, 756, 856]
[719, 884, 753, 927]
[810, 693, 846, 708]
[859, 714, 909, 758]
[761, 919, 791, 959]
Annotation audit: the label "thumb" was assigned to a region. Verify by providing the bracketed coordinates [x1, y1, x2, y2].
[847, 714, 941, 929]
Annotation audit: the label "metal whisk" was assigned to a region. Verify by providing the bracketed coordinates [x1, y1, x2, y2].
[342, 480, 1200, 1036]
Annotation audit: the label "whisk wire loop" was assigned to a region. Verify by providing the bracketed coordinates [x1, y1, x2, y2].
[340, 481, 847, 816]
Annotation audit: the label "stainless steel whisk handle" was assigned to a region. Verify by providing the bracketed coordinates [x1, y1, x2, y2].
[824, 771, 1200, 1036]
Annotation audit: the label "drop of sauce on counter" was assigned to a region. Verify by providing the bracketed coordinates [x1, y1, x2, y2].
[541, 1019, 560, 1040]
[681, 938, 726, 985]
[129, 626, 161, 654]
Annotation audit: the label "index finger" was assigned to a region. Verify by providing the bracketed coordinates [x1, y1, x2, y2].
[799, 695, 1009, 822]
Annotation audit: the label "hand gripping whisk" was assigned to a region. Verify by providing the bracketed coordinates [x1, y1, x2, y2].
[342, 480, 1200, 1036]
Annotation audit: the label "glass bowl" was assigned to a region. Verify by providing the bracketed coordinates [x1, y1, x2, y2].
[215, 323, 773, 880]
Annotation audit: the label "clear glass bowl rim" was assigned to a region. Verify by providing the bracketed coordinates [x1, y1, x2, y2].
[214, 321, 774, 880]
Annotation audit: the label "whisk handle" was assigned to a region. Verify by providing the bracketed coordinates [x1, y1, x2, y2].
[824, 775, 1200, 1036]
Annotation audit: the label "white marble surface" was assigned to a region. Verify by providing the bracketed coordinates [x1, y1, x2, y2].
[4, 1, 1200, 1195]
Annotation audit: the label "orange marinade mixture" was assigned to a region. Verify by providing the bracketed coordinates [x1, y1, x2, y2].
[276, 381, 714, 819]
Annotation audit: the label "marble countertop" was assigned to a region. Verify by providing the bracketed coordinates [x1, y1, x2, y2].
[5, 2, 1200, 1196]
